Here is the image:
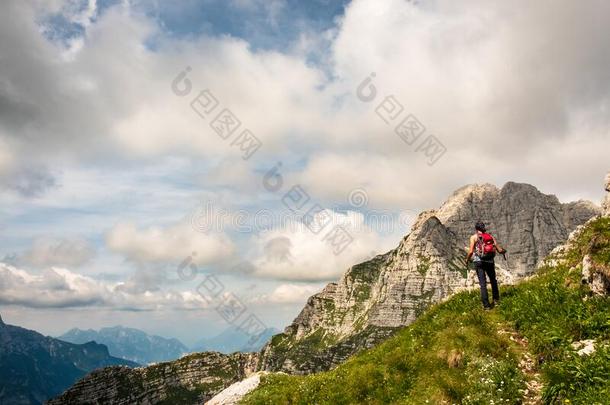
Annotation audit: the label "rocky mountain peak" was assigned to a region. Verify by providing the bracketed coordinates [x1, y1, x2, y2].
[432, 183, 499, 220]
[501, 181, 547, 194]
[258, 180, 600, 373]
[446, 182, 499, 200]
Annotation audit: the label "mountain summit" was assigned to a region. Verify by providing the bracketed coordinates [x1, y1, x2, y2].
[258, 182, 599, 373]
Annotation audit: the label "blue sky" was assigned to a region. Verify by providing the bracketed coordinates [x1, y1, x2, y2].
[41, 0, 349, 52]
[1, 0, 609, 345]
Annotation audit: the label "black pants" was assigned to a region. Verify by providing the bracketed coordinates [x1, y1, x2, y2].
[474, 261, 499, 308]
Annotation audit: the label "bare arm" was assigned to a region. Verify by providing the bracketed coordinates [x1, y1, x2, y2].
[465, 235, 476, 263]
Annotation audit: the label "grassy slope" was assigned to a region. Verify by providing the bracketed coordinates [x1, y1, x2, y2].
[243, 217, 610, 404]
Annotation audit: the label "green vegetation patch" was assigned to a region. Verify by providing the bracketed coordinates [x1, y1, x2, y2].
[243, 292, 525, 404]
[416, 254, 432, 276]
[350, 258, 384, 284]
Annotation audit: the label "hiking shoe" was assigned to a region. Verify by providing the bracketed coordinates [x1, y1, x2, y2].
[483, 306, 493, 311]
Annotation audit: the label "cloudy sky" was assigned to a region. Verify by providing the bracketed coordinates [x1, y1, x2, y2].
[1, 0, 608, 345]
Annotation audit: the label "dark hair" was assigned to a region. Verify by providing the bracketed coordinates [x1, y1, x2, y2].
[475, 221, 486, 232]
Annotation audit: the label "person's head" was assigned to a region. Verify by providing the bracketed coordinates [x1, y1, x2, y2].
[475, 221, 486, 232]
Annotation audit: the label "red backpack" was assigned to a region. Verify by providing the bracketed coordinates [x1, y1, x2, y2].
[476, 232, 496, 260]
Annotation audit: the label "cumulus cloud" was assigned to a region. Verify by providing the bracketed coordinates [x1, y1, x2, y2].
[291, 0, 610, 206]
[242, 209, 397, 281]
[333, 0, 610, 143]
[297, 152, 448, 209]
[1, 0, 609, 206]
[0, 262, 208, 310]
[251, 283, 322, 304]
[106, 222, 235, 265]
[20, 236, 95, 267]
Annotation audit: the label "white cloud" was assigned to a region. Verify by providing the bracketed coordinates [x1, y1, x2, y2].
[21, 237, 95, 268]
[106, 222, 235, 265]
[1, 0, 609, 207]
[251, 283, 322, 304]
[0, 262, 208, 310]
[244, 209, 397, 281]
[297, 152, 449, 209]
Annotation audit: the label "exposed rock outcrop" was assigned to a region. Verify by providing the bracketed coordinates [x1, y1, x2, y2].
[572, 173, 610, 297]
[602, 173, 610, 216]
[571, 339, 596, 356]
[48, 352, 258, 405]
[258, 182, 600, 373]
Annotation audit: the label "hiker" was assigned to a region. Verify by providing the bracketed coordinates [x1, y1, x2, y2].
[465, 221, 506, 310]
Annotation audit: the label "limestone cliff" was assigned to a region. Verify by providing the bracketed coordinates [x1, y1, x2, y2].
[602, 173, 610, 216]
[47, 352, 258, 405]
[258, 182, 600, 373]
[578, 171, 610, 295]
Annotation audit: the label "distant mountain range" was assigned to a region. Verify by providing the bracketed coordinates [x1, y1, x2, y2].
[58, 325, 189, 365]
[57, 324, 277, 365]
[192, 326, 280, 354]
[0, 314, 137, 405]
[0, 316, 277, 404]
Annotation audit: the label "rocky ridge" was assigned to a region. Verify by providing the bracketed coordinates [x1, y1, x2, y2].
[544, 172, 610, 297]
[579, 172, 610, 296]
[47, 352, 258, 405]
[602, 173, 610, 216]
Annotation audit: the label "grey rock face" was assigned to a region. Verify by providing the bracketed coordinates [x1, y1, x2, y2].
[48, 352, 258, 405]
[259, 182, 600, 373]
[603, 172, 610, 217]
[581, 254, 610, 296]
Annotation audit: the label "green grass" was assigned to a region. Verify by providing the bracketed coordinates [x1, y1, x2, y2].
[243, 217, 610, 404]
[244, 292, 526, 404]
